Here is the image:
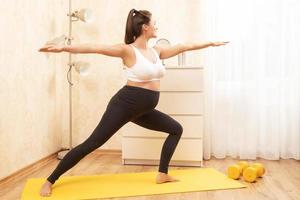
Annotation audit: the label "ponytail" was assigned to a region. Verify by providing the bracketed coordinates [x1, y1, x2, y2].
[124, 9, 152, 44]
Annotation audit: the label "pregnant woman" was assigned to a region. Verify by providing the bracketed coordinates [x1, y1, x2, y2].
[38, 8, 228, 197]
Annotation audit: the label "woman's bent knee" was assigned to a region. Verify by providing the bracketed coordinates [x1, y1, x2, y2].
[174, 122, 183, 136]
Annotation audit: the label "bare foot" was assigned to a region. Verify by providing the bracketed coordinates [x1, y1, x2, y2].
[39, 180, 53, 197]
[156, 172, 180, 184]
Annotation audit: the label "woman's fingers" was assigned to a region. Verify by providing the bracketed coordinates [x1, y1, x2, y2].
[39, 47, 48, 52]
[38, 44, 57, 52]
[39, 45, 52, 51]
[45, 46, 63, 52]
[211, 41, 230, 47]
[39, 47, 50, 52]
[217, 42, 226, 45]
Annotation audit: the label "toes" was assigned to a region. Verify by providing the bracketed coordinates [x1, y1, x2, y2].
[167, 176, 180, 182]
[42, 192, 50, 197]
[40, 190, 51, 197]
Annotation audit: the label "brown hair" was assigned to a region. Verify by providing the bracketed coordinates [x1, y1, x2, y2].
[124, 9, 152, 44]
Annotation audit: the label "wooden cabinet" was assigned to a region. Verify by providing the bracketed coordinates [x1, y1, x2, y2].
[121, 66, 204, 167]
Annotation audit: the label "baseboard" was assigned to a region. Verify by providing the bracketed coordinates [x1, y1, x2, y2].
[0, 150, 60, 186]
[0, 148, 122, 187]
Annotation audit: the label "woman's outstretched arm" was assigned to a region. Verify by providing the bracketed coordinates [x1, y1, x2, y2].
[154, 41, 229, 60]
[38, 43, 128, 58]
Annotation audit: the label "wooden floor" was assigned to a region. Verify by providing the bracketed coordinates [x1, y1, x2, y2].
[1, 150, 299, 200]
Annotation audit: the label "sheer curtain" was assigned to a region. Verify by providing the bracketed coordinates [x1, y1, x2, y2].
[199, 0, 300, 160]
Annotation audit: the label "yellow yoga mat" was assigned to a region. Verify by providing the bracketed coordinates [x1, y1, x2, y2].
[21, 168, 246, 200]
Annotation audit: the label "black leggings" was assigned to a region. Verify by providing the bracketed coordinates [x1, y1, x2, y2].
[47, 85, 183, 184]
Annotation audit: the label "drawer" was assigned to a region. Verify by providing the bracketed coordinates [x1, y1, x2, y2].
[121, 115, 203, 138]
[156, 92, 203, 114]
[161, 68, 203, 91]
[122, 137, 203, 161]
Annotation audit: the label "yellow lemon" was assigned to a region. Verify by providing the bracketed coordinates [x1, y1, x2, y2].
[243, 167, 257, 183]
[227, 164, 242, 179]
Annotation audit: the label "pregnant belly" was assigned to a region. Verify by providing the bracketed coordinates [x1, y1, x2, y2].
[126, 80, 160, 92]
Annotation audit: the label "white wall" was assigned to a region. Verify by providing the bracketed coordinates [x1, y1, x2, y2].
[0, 0, 69, 180]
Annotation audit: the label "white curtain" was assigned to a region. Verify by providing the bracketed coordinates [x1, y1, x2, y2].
[199, 0, 300, 160]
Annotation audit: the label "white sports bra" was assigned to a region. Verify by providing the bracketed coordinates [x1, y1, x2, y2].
[123, 44, 166, 82]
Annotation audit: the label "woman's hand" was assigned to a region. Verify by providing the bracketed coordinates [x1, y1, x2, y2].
[38, 44, 65, 53]
[210, 41, 230, 47]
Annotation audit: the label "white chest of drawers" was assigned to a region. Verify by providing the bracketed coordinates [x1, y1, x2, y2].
[121, 66, 204, 167]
